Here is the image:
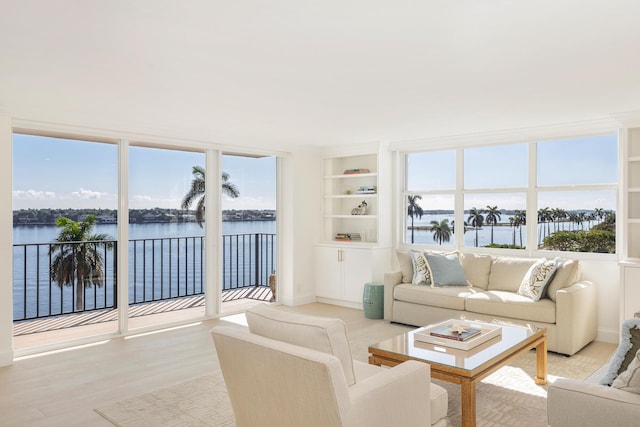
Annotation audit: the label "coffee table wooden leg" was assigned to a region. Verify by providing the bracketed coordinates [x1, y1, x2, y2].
[534, 337, 548, 385]
[460, 379, 476, 427]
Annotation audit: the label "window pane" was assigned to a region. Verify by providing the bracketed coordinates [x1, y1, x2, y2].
[538, 134, 618, 186]
[12, 134, 118, 344]
[464, 144, 527, 189]
[407, 151, 455, 191]
[128, 146, 206, 330]
[406, 194, 454, 246]
[463, 193, 527, 248]
[537, 190, 616, 253]
[221, 155, 277, 312]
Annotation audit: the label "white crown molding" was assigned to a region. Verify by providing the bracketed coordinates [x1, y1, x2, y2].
[11, 117, 293, 158]
[389, 117, 622, 152]
[610, 109, 640, 128]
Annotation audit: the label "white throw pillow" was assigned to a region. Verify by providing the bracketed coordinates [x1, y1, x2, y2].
[612, 349, 640, 394]
[517, 258, 558, 301]
[409, 250, 432, 286]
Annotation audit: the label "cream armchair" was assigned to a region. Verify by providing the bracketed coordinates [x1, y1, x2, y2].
[211, 303, 448, 427]
[212, 325, 434, 427]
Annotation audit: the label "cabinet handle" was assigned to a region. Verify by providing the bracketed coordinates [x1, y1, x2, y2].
[337, 249, 344, 262]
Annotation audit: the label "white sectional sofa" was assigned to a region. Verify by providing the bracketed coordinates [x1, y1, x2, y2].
[384, 251, 597, 355]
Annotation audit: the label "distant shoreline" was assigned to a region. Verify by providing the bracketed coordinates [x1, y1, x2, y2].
[13, 218, 276, 227]
[13, 208, 276, 226]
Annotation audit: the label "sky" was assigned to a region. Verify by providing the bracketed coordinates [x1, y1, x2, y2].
[12, 132, 618, 213]
[12, 134, 277, 211]
[406, 133, 618, 211]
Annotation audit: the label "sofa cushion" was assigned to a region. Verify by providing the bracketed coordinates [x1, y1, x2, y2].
[409, 250, 433, 286]
[465, 290, 556, 324]
[546, 258, 580, 302]
[425, 252, 468, 287]
[396, 251, 413, 283]
[612, 349, 640, 394]
[394, 283, 478, 311]
[245, 303, 357, 386]
[460, 252, 492, 290]
[488, 257, 538, 292]
[517, 258, 558, 301]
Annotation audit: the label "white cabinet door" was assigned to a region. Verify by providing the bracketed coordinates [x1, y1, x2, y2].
[315, 246, 342, 299]
[342, 248, 373, 303]
[315, 246, 379, 304]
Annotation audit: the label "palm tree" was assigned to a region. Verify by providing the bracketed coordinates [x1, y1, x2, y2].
[568, 211, 580, 231]
[181, 166, 240, 227]
[594, 207, 605, 224]
[407, 195, 424, 243]
[551, 208, 567, 231]
[509, 216, 516, 246]
[577, 211, 587, 230]
[49, 215, 113, 312]
[430, 219, 451, 245]
[514, 210, 526, 247]
[537, 207, 552, 245]
[484, 205, 501, 245]
[467, 207, 484, 247]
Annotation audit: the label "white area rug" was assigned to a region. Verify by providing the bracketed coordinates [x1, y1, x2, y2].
[95, 322, 609, 427]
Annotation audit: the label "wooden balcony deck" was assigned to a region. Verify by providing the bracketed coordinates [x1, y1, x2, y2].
[13, 286, 273, 338]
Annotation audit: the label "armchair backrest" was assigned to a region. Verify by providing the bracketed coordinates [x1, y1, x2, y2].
[211, 326, 350, 427]
[246, 303, 357, 385]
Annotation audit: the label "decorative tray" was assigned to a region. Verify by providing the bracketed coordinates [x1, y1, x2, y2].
[414, 319, 502, 350]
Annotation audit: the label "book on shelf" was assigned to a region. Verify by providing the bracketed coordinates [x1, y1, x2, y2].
[343, 168, 370, 175]
[429, 324, 482, 341]
[356, 185, 377, 194]
[335, 232, 361, 242]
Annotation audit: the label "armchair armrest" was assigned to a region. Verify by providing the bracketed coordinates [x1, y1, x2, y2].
[548, 378, 640, 427]
[384, 271, 403, 320]
[555, 280, 597, 355]
[347, 360, 431, 427]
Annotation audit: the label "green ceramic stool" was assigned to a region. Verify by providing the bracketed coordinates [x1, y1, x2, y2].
[363, 282, 384, 319]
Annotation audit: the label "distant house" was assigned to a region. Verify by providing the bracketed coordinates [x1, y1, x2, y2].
[97, 215, 117, 224]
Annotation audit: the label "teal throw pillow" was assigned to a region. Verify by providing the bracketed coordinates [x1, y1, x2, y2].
[424, 252, 468, 287]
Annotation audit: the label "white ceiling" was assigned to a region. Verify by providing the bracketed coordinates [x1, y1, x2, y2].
[2, 1, 640, 150]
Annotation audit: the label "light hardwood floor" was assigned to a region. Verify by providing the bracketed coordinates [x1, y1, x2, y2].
[0, 303, 615, 427]
[0, 303, 365, 426]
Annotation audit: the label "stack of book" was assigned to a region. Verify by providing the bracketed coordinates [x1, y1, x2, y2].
[356, 185, 377, 194]
[343, 168, 370, 175]
[429, 324, 482, 342]
[335, 233, 361, 242]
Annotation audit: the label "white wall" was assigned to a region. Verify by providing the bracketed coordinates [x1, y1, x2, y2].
[581, 260, 620, 343]
[289, 150, 322, 305]
[0, 116, 14, 366]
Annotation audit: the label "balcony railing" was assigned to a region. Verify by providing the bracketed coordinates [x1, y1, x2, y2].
[13, 233, 276, 321]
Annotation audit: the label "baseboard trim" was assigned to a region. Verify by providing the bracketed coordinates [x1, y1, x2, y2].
[596, 327, 619, 344]
[315, 297, 363, 311]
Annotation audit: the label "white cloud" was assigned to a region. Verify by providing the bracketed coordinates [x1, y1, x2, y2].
[72, 188, 106, 199]
[13, 189, 56, 200]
